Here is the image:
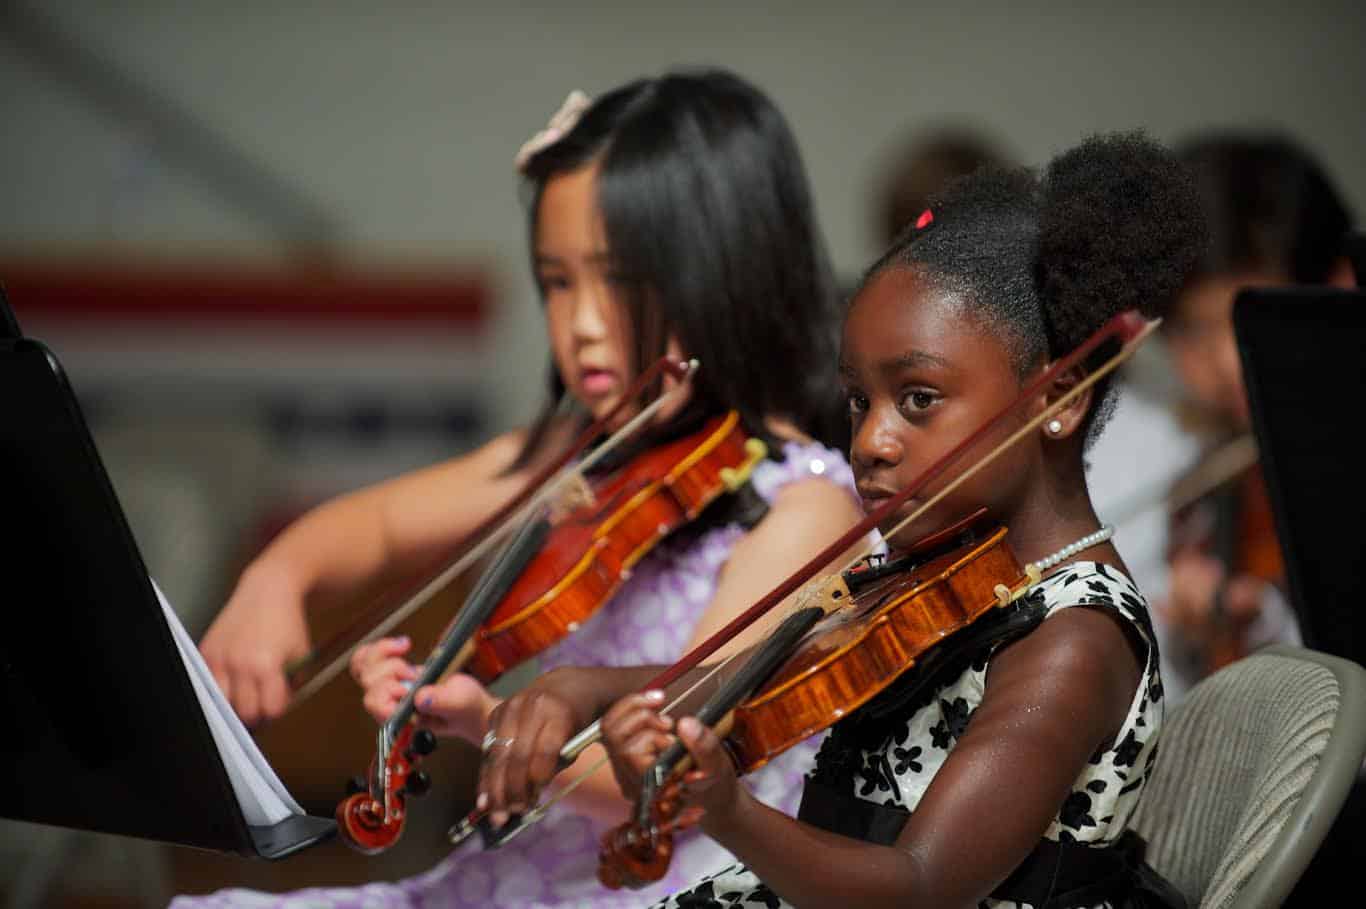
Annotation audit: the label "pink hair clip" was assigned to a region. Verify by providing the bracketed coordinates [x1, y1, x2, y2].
[515, 89, 593, 173]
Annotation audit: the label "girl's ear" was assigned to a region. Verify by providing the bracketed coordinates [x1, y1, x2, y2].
[1037, 364, 1091, 441]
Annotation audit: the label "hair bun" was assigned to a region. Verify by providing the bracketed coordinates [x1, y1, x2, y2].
[1037, 132, 1206, 353]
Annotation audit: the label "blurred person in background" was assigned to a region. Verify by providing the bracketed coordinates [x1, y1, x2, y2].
[1089, 130, 1355, 707]
[184, 68, 865, 908]
[871, 123, 1013, 249]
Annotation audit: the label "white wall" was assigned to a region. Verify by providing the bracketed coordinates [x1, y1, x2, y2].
[4, 0, 1364, 427]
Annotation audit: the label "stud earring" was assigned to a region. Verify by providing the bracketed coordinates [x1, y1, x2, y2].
[1046, 419, 1064, 435]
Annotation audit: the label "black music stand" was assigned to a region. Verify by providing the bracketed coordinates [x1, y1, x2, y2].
[0, 284, 335, 858]
[1233, 286, 1366, 668]
[1346, 230, 1366, 288]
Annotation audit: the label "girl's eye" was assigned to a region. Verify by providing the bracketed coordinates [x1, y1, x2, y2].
[845, 390, 869, 416]
[899, 389, 937, 415]
[539, 274, 571, 293]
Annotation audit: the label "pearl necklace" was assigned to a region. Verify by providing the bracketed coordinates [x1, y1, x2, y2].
[1026, 524, 1115, 576]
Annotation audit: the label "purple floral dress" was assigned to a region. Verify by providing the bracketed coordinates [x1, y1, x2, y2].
[171, 441, 859, 909]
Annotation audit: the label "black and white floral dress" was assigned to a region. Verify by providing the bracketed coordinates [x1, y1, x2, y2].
[648, 561, 1165, 909]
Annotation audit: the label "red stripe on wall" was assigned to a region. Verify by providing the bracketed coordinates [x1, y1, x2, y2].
[1, 261, 488, 330]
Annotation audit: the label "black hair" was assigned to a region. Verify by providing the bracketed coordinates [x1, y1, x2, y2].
[1175, 131, 1353, 284]
[860, 131, 1207, 445]
[513, 68, 845, 471]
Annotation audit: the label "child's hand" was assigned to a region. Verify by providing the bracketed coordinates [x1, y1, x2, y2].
[412, 674, 497, 742]
[600, 693, 741, 827]
[477, 686, 582, 828]
[600, 691, 674, 800]
[200, 565, 311, 727]
[350, 636, 420, 723]
[350, 637, 494, 743]
[1162, 549, 1263, 645]
[672, 715, 742, 829]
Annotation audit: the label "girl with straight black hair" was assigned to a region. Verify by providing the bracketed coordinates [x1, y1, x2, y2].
[188, 68, 865, 908]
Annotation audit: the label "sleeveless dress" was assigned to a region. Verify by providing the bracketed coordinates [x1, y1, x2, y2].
[650, 562, 1166, 909]
[170, 440, 858, 909]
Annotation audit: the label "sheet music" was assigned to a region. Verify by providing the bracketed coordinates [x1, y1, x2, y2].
[153, 581, 303, 827]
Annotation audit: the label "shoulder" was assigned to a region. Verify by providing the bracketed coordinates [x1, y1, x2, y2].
[994, 604, 1138, 694]
[734, 474, 864, 555]
[983, 566, 1145, 739]
[715, 444, 864, 577]
[1038, 562, 1152, 635]
[749, 437, 858, 503]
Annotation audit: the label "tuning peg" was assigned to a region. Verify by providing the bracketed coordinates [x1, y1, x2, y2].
[403, 770, 431, 797]
[406, 728, 438, 758]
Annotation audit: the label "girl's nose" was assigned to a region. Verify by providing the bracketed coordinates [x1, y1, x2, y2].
[851, 405, 904, 470]
[570, 280, 611, 343]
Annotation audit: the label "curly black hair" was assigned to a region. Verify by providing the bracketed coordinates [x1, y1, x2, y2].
[861, 131, 1207, 444]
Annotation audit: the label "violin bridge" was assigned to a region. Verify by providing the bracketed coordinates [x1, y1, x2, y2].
[549, 472, 598, 520]
[791, 572, 852, 617]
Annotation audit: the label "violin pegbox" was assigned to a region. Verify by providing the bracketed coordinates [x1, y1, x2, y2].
[335, 723, 437, 854]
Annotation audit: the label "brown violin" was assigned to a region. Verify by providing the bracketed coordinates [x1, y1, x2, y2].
[598, 513, 1034, 888]
[336, 401, 770, 853]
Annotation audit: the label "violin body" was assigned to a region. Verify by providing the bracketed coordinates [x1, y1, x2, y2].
[466, 410, 766, 681]
[726, 524, 1024, 773]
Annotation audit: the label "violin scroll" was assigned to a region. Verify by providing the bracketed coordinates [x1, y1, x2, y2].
[598, 776, 703, 890]
[336, 724, 437, 854]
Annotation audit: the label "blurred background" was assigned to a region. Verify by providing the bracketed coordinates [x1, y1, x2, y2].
[2, 1, 1363, 905]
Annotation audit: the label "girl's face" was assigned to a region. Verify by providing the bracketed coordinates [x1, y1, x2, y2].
[841, 267, 1037, 550]
[1164, 269, 1279, 431]
[535, 162, 638, 422]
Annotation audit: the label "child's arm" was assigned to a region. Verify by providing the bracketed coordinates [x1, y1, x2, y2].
[200, 427, 534, 725]
[614, 603, 1143, 909]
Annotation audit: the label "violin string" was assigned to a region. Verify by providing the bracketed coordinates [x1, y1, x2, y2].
[484, 322, 1161, 843]
[294, 362, 699, 706]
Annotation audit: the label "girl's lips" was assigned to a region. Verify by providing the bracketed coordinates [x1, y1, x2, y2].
[579, 368, 617, 396]
[857, 484, 896, 514]
[860, 491, 891, 514]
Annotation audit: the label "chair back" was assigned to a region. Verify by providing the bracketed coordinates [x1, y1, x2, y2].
[1130, 645, 1366, 908]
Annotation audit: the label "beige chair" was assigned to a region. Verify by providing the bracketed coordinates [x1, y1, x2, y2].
[1130, 645, 1366, 908]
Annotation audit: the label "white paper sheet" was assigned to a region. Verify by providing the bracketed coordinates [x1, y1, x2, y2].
[153, 580, 303, 827]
